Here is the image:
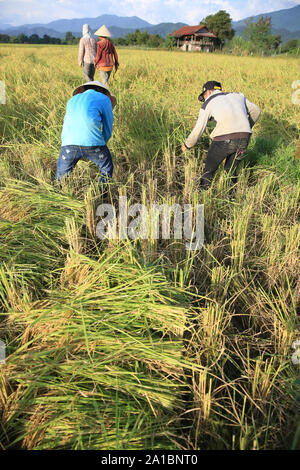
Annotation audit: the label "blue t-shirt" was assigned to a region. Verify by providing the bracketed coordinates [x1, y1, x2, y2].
[61, 89, 113, 146]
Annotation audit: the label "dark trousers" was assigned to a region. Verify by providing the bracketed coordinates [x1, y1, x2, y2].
[83, 62, 95, 82]
[200, 137, 249, 189]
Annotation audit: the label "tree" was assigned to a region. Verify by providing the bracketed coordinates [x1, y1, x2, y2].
[244, 16, 271, 47]
[270, 34, 282, 51]
[18, 33, 28, 43]
[147, 34, 163, 48]
[28, 34, 40, 44]
[281, 39, 299, 54]
[113, 37, 128, 46]
[50, 37, 62, 44]
[42, 34, 51, 44]
[9, 35, 19, 43]
[244, 17, 281, 52]
[65, 31, 75, 44]
[0, 34, 10, 43]
[202, 10, 234, 47]
[127, 30, 149, 46]
[164, 34, 177, 50]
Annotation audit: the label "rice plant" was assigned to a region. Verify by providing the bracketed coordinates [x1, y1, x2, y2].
[0, 44, 299, 450]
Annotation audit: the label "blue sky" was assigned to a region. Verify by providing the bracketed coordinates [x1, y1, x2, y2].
[0, 0, 299, 26]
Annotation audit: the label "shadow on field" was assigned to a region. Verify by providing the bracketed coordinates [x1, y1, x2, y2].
[245, 112, 299, 166]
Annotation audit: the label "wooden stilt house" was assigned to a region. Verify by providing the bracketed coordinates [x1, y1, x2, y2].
[171, 25, 219, 52]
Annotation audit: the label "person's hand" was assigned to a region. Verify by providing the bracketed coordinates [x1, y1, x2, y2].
[79, 61, 83, 67]
[115, 63, 119, 72]
[110, 94, 117, 109]
[181, 143, 188, 153]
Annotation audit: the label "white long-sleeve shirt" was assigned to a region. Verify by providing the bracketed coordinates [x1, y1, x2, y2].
[185, 90, 261, 148]
[78, 36, 97, 66]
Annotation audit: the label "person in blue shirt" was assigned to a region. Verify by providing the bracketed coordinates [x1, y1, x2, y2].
[55, 80, 116, 193]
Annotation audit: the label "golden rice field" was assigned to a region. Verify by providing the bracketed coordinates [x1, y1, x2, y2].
[0, 44, 300, 450]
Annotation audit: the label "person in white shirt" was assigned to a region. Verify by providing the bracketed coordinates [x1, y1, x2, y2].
[78, 24, 97, 82]
[182, 80, 261, 189]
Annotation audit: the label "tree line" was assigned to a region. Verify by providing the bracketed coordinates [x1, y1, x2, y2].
[0, 32, 80, 45]
[113, 30, 176, 48]
[0, 29, 177, 48]
[201, 10, 299, 55]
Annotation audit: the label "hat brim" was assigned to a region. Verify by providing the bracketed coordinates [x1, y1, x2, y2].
[94, 26, 112, 37]
[72, 81, 117, 108]
[72, 81, 110, 96]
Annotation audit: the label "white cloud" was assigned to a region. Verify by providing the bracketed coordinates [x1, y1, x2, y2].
[230, 0, 300, 20]
[1, 0, 299, 26]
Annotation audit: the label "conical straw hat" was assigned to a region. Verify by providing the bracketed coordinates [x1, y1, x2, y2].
[94, 25, 112, 37]
[72, 81, 117, 108]
[73, 81, 110, 96]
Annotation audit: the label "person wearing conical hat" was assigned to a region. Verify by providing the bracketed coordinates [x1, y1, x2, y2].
[55, 80, 117, 195]
[94, 25, 119, 85]
[78, 24, 97, 81]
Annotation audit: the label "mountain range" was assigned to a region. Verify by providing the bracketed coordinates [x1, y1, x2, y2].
[233, 4, 300, 42]
[0, 15, 186, 39]
[0, 5, 300, 42]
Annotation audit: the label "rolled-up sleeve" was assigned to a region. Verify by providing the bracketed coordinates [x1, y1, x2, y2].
[185, 108, 210, 149]
[245, 98, 261, 128]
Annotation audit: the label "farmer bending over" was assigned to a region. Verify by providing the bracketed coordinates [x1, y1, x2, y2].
[55, 81, 116, 194]
[182, 81, 261, 189]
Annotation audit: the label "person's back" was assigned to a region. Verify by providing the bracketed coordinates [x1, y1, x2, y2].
[78, 24, 97, 81]
[55, 82, 116, 193]
[61, 89, 113, 147]
[79, 36, 97, 63]
[198, 91, 259, 141]
[94, 26, 119, 85]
